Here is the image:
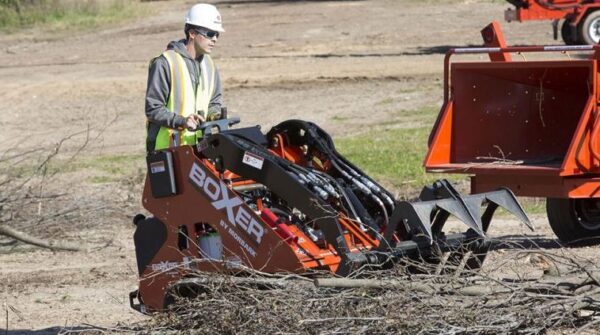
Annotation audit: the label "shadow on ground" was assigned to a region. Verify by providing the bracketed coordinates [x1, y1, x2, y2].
[4, 327, 76, 335]
[491, 234, 600, 250]
[214, 0, 364, 4]
[490, 234, 563, 251]
[4, 325, 137, 335]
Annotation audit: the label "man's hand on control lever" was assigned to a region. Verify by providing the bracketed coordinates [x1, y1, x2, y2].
[185, 114, 205, 131]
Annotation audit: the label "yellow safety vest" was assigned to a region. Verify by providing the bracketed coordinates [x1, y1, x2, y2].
[154, 50, 216, 150]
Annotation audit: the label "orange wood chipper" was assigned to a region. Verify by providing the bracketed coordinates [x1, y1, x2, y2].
[505, 0, 600, 44]
[426, 23, 600, 247]
[130, 118, 530, 312]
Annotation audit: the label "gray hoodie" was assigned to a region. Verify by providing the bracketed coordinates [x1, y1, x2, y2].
[145, 39, 223, 151]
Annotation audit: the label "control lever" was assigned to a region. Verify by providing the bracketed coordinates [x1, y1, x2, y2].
[195, 117, 241, 138]
[220, 107, 228, 120]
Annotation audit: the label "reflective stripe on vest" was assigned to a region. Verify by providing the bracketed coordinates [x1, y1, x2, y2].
[154, 50, 216, 150]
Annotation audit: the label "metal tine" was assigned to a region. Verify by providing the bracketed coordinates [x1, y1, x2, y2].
[435, 198, 486, 237]
[396, 201, 435, 242]
[483, 189, 533, 231]
[464, 198, 485, 232]
[404, 198, 484, 243]
[417, 179, 485, 237]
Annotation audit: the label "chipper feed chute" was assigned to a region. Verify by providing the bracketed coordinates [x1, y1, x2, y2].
[425, 43, 600, 244]
[130, 118, 530, 312]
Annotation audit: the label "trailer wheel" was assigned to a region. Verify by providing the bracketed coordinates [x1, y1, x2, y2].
[579, 10, 600, 45]
[546, 198, 600, 245]
[561, 19, 579, 45]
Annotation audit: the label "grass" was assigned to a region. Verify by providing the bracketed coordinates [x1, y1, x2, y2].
[0, 0, 144, 33]
[0, 152, 147, 183]
[376, 97, 394, 106]
[336, 127, 442, 191]
[518, 197, 547, 215]
[334, 105, 465, 197]
[331, 115, 351, 121]
[61, 153, 145, 183]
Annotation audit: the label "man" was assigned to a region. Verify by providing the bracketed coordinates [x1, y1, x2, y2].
[145, 3, 225, 152]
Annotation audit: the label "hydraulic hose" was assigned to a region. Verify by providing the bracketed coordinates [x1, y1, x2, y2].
[285, 168, 328, 200]
[312, 169, 363, 224]
[305, 126, 396, 212]
[331, 159, 390, 227]
[286, 164, 339, 200]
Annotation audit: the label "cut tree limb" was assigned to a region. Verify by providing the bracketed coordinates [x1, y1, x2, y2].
[0, 224, 82, 251]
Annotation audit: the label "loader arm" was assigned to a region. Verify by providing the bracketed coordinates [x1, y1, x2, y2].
[199, 132, 369, 275]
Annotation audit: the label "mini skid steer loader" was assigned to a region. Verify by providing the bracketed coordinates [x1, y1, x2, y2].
[130, 117, 531, 312]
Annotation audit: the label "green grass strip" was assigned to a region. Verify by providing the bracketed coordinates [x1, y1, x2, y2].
[0, 0, 143, 32]
[334, 106, 465, 195]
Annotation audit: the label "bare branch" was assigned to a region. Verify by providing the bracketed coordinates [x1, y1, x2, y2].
[0, 224, 82, 251]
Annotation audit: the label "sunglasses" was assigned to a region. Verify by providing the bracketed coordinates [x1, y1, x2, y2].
[195, 29, 220, 39]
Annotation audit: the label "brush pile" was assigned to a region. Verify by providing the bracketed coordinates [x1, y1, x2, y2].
[143, 246, 600, 335]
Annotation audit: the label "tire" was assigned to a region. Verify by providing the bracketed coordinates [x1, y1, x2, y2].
[561, 19, 579, 45]
[579, 10, 600, 45]
[546, 198, 600, 245]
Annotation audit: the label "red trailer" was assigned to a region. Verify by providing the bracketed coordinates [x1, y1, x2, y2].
[505, 0, 600, 44]
[425, 23, 600, 244]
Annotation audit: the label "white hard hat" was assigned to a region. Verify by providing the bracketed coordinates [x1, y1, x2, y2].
[185, 3, 225, 32]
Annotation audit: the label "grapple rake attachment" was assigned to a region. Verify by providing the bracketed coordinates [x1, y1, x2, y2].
[394, 180, 532, 244]
[373, 180, 532, 274]
[131, 118, 531, 312]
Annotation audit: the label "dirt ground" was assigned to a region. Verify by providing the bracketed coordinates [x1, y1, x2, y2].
[0, 0, 585, 333]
